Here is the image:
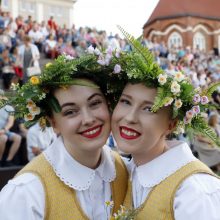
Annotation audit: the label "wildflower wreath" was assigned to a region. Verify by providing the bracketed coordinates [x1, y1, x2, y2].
[0, 26, 220, 146]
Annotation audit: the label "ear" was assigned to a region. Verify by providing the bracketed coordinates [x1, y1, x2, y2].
[46, 116, 60, 135]
[165, 119, 178, 136]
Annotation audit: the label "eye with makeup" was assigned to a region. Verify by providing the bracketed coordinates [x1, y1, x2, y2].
[119, 98, 131, 106]
[62, 108, 79, 117]
[143, 105, 152, 112]
[89, 99, 103, 109]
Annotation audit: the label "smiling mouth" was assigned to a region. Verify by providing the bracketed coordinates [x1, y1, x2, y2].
[120, 126, 141, 140]
[80, 125, 102, 139]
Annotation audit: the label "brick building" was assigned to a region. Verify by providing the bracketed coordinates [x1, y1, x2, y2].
[143, 0, 220, 52]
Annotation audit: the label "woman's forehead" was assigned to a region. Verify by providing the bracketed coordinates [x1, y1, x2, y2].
[123, 83, 157, 102]
[54, 85, 103, 103]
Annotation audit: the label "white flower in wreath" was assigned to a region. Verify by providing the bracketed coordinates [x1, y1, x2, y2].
[171, 81, 181, 94]
[29, 106, 41, 115]
[174, 99, 182, 109]
[87, 45, 95, 54]
[26, 99, 36, 109]
[164, 97, 174, 106]
[158, 74, 167, 85]
[24, 113, 35, 121]
[174, 71, 185, 82]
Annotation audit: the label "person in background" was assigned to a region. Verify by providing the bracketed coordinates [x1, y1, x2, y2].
[0, 89, 21, 167]
[27, 122, 56, 161]
[18, 35, 40, 83]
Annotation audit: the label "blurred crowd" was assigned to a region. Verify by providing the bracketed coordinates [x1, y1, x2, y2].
[0, 9, 220, 173]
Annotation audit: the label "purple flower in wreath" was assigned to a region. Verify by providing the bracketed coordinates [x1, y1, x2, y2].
[114, 64, 121, 74]
[193, 94, 201, 104]
[201, 96, 209, 105]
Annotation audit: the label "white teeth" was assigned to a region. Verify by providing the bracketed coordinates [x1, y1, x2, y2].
[122, 128, 138, 137]
[84, 127, 100, 135]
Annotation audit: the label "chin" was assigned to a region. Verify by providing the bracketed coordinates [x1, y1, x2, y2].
[117, 142, 135, 154]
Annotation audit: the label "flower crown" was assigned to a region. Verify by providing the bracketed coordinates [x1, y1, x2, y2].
[0, 27, 220, 146]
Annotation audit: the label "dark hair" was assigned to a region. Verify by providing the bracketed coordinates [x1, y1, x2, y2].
[39, 71, 109, 119]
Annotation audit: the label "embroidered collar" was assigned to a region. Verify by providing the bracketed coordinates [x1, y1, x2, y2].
[43, 136, 116, 191]
[129, 141, 197, 187]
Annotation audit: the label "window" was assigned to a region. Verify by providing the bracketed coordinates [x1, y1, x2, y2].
[193, 32, 206, 50]
[20, 1, 26, 11]
[168, 32, 183, 49]
[29, 2, 35, 13]
[2, 0, 9, 8]
[49, 6, 55, 16]
[56, 7, 63, 17]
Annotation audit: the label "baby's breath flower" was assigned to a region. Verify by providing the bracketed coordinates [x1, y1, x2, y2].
[105, 201, 114, 208]
[10, 83, 18, 91]
[65, 54, 75, 60]
[38, 92, 46, 100]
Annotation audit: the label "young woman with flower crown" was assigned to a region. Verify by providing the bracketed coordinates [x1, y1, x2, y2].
[0, 51, 128, 220]
[110, 28, 220, 219]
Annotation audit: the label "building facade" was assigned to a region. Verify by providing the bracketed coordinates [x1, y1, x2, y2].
[143, 0, 220, 52]
[1, 0, 77, 27]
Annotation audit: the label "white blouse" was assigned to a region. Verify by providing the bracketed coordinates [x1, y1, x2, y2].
[0, 137, 116, 220]
[126, 141, 220, 220]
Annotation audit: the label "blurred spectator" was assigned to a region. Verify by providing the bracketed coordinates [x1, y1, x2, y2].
[28, 22, 44, 52]
[27, 122, 56, 161]
[48, 16, 57, 31]
[45, 34, 58, 59]
[18, 35, 40, 83]
[75, 39, 87, 57]
[0, 90, 22, 167]
[61, 40, 76, 57]
[0, 48, 16, 90]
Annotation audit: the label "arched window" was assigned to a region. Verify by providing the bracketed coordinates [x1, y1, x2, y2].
[168, 32, 183, 49]
[193, 32, 206, 50]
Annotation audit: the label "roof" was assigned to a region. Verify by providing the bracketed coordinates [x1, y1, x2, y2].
[145, 0, 220, 26]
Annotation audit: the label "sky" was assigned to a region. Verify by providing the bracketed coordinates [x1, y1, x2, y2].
[74, 0, 159, 37]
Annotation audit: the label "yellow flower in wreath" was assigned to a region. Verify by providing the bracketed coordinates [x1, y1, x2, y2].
[45, 62, 52, 68]
[30, 76, 40, 85]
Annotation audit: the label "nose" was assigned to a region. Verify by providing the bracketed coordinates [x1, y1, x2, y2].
[124, 107, 138, 124]
[81, 108, 96, 126]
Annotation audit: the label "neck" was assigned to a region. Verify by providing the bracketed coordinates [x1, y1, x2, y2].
[64, 140, 102, 169]
[133, 142, 168, 166]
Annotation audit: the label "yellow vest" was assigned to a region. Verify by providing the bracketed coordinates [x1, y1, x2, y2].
[124, 160, 218, 220]
[17, 151, 128, 220]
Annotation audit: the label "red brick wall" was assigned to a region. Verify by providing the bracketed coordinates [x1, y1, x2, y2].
[143, 16, 220, 51]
